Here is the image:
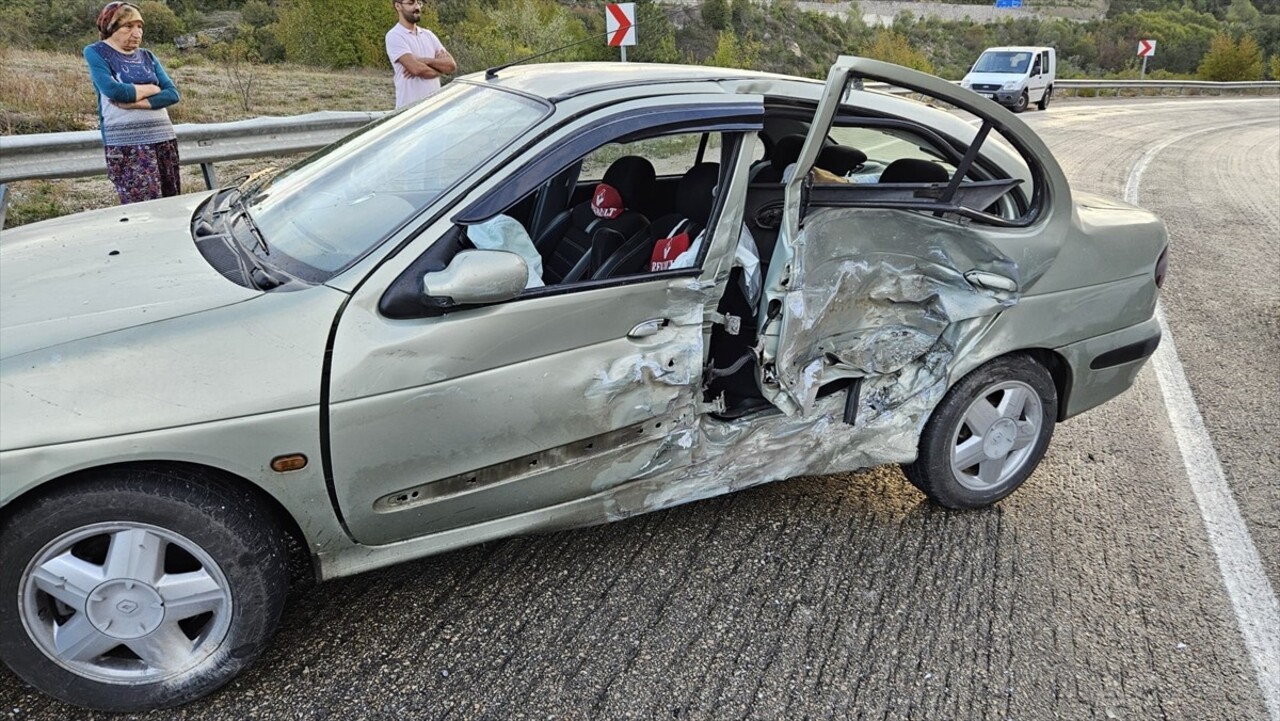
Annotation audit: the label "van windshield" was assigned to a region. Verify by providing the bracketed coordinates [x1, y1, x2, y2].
[972, 51, 1033, 74]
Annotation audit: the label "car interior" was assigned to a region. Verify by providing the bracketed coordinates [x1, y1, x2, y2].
[381, 107, 1032, 418]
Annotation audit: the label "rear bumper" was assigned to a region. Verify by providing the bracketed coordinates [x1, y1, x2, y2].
[1056, 316, 1162, 420]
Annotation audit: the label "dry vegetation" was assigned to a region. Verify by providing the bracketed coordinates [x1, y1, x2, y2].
[1, 47, 395, 228]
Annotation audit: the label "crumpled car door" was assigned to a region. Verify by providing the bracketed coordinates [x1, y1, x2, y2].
[757, 56, 1025, 417]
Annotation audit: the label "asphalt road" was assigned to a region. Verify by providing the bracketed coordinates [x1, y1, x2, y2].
[3, 96, 1278, 721]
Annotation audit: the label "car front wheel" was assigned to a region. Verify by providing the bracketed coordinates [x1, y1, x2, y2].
[1012, 91, 1029, 113]
[0, 468, 288, 712]
[902, 355, 1057, 509]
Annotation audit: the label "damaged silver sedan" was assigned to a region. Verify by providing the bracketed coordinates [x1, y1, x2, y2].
[0, 56, 1167, 711]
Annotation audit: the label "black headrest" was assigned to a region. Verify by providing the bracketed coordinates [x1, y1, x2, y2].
[675, 163, 720, 226]
[602, 155, 656, 208]
[879, 158, 949, 184]
[770, 134, 806, 173]
[817, 145, 868, 175]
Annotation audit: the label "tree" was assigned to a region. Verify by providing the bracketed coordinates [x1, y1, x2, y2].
[274, 0, 398, 67]
[1271, 53, 1280, 77]
[708, 29, 758, 69]
[137, 1, 184, 45]
[702, 0, 730, 30]
[1197, 31, 1265, 78]
[860, 30, 935, 74]
[241, 0, 278, 29]
[1225, 0, 1261, 26]
[447, 0, 593, 76]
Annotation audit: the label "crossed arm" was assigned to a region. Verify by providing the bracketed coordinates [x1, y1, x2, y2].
[83, 47, 181, 111]
[396, 48, 457, 80]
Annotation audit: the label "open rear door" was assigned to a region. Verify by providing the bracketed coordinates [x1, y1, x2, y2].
[756, 56, 1034, 416]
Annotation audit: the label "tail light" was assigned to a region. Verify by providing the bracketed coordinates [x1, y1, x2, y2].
[1154, 246, 1169, 289]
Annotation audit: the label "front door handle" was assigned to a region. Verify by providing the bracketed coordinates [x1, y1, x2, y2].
[628, 318, 668, 339]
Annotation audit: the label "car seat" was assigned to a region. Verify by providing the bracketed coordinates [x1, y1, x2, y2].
[815, 145, 868, 178]
[878, 158, 949, 184]
[532, 156, 655, 284]
[589, 162, 721, 280]
[749, 134, 806, 184]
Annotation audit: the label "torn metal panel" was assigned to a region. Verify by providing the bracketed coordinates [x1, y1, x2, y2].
[635, 340, 950, 514]
[762, 207, 1021, 416]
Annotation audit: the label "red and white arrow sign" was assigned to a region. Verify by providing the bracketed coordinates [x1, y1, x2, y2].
[606, 3, 636, 47]
[1137, 39, 1157, 57]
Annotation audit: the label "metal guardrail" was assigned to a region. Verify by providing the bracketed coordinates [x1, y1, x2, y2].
[1, 80, 1277, 193]
[0, 110, 384, 186]
[1055, 79, 1279, 95]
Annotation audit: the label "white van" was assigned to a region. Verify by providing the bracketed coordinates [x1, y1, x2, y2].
[960, 46, 1056, 113]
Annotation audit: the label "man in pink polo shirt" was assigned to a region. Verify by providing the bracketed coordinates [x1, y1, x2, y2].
[385, 0, 456, 109]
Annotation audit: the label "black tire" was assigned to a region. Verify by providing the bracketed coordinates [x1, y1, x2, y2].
[1011, 91, 1029, 113]
[902, 355, 1057, 509]
[0, 468, 288, 712]
[1037, 86, 1053, 111]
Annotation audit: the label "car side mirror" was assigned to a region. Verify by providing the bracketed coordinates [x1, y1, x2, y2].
[422, 249, 529, 307]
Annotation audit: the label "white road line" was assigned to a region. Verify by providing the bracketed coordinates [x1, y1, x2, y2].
[1126, 120, 1280, 721]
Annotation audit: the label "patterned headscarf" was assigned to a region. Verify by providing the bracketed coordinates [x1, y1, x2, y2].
[97, 2, 143, 40]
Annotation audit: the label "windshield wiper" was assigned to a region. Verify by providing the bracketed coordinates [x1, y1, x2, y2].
[225, 195, 269, 256]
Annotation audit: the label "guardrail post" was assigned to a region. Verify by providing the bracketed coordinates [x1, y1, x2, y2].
[201, 163, 217, 190]
[0, 184, 8, 231]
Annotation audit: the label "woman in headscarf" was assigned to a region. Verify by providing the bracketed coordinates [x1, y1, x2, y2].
[84, 2, 182, 204]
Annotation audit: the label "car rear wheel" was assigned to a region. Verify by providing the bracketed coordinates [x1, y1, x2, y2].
[0, 468, 288, 712]
[1012, 91, 1029, 113]
[902, 355, 1057, 509]
[1037, 86, 1053, 111]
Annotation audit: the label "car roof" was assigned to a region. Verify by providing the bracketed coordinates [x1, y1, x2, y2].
[982, 47, 1053, 53]
[469, 61, 794, 101]
[459, 60, 1033, 188]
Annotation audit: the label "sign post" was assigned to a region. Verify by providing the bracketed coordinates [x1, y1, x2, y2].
[606, 3, 636, 62]
[1137, 39, 1156, 79]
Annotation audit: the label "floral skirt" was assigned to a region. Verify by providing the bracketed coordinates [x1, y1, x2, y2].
[104, 139, 180, 205]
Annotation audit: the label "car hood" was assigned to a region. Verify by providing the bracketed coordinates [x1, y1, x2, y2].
[0, 194, 259, 359]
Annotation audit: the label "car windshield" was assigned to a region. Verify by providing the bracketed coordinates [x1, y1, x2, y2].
[243, 83, 549, 278]
[972, 51, 1032, 74]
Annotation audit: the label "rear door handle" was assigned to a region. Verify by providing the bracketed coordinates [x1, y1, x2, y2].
[628, 318, 668, 339]
[964, 270, 1018, 293]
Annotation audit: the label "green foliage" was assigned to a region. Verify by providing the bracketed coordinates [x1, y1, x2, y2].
[1226, 0, 1262, 25]
[628, 1, 681, 63]
[0, 2, 36, 50]
[703, 0, 731, 30]
[240, 0, 278, 28]
[31, 0, 102, 51]
[181, 9, 210, 32]
[861, 29, 935, 74]
[242, 25, 286, 63]
[708, 29, 759, 69]
[1198, 31, 1265, 77]
[1093, 9, 1220, 73]
[446, 0, 593, 75]
[1271, 52, 1280, 76]
[0, 0, 1276, 86]
[137, 1, 185, 45]
[274, 0, 393, 67]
